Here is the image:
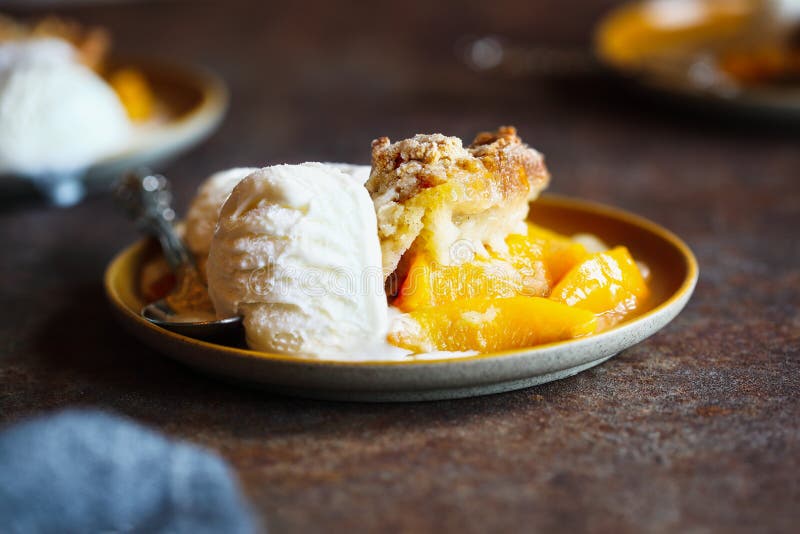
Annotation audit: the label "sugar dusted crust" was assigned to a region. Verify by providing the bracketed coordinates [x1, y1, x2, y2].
[366, 126, 550, 278]
[367, 133, 468, 203]
[469, 126, 550, 200]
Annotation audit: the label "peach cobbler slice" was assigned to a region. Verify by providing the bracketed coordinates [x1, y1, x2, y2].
[366, 126, 550, 280]
[374, 127, 650, 354]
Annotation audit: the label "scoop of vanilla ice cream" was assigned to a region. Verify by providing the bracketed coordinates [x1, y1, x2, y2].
[207, 163, 388, 356]
[184, 167, 258, 258]
[0, 38, 131, 175]
[185, 165, 367, 258]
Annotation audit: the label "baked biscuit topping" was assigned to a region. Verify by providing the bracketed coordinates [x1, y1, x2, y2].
[366, 126, 550, 279]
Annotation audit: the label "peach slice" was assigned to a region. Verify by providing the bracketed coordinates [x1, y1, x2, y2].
[503, 224, 589, 288]
[388, 296, 598, 353]
[550, 246, 649, 325]
[394, 224, 588, 312]
[523, 224, 590, 284]
[108, 68, 154, 122]
[393, 254, 525, 312]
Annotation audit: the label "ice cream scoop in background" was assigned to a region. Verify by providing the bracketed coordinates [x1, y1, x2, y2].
[0, 21, 230, 208]
[206, 163, 388, 357]
[0, 38, 131, 205]
[0, 37, 76, 70]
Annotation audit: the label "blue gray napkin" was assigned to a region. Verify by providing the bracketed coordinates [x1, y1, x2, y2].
[0, 409, 256, 534]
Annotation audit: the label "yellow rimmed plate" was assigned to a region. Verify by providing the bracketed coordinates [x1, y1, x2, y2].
[104, 195, 698, 402]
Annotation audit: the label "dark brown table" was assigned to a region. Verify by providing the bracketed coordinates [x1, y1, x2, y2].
[1, 1, 798, 532]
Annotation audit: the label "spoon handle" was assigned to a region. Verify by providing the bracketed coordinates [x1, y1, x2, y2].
[115, 171, 195, 271]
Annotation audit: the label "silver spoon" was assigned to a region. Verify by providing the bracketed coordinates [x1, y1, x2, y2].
[115, 171, 243, 341]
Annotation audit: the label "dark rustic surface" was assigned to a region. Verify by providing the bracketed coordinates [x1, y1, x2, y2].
[1, 1, 798, 532]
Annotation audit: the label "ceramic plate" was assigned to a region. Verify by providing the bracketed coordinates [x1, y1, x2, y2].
[0, 58, 228, 203]
[595, 0, 800, 120]
[104, 195, 698, 402]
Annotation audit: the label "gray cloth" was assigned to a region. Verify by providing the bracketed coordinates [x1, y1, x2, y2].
[0, 409, 256, 534]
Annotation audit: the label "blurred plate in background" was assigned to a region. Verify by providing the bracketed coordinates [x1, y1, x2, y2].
[595, 0, 800, 119]
[0, 58, 227, 204]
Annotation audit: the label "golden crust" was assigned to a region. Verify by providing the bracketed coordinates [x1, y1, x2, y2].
[366, 127, 550, 278]
[367, 133, 469, 202]
[469, 126, 550, 200]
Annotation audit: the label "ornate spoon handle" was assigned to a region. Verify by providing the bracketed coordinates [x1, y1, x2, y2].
[115, 171, 195, 272]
